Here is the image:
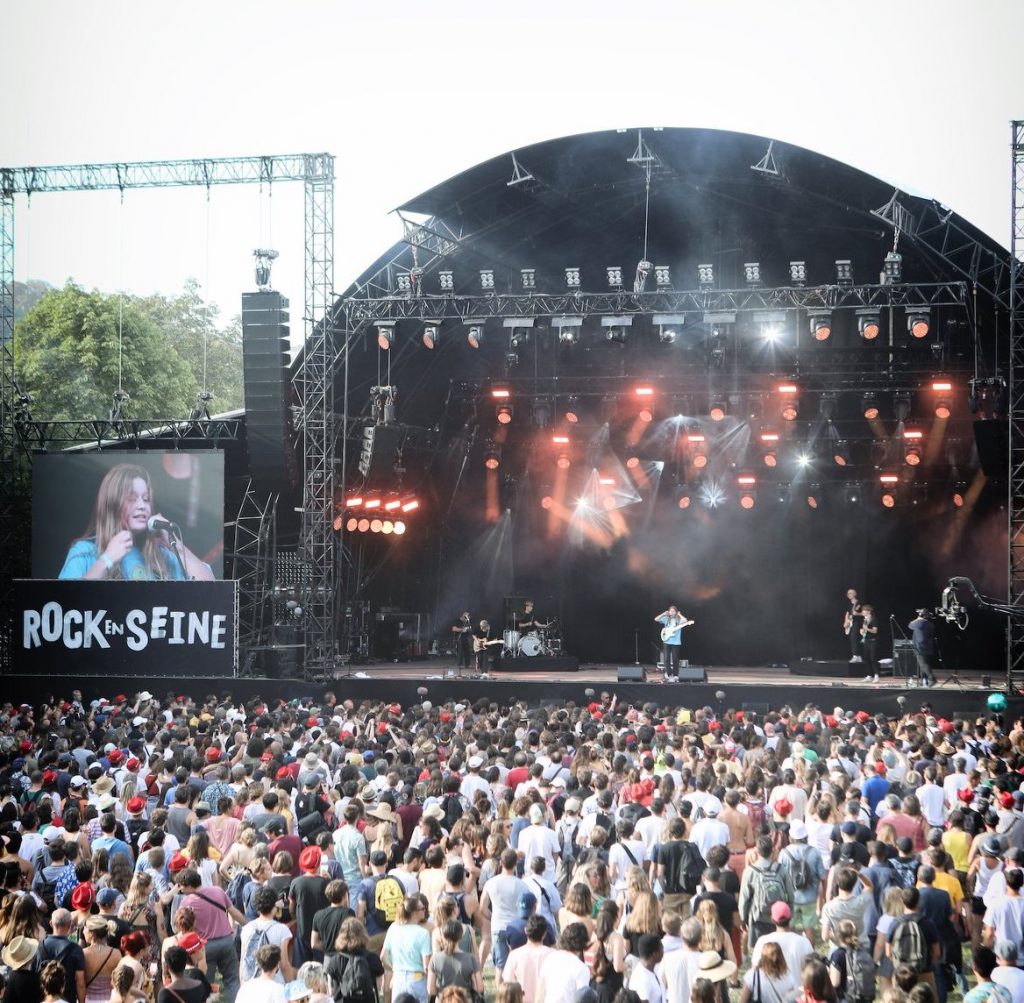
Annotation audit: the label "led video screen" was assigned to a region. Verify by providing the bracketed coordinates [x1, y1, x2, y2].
[32, 452, 225, 580]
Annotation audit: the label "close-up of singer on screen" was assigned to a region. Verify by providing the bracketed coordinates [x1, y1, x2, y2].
[57, 462, 214, 581]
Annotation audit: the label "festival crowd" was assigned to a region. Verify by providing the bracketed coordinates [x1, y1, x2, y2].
[0, 687, 1019, 1003]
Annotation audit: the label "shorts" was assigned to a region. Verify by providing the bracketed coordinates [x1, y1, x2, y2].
[791, 900, 818, 930]
[491, 930, 511, 971]
[972, 895, 986, 916]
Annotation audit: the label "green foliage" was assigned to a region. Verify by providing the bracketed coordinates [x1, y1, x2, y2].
[13, 279, 244, 419]
[12, 280, 53, 323]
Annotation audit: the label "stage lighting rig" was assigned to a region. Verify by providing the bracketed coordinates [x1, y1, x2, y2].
[760, 432, 779, 467]
[857, 310, 881, 340]
[778, 382, 799, 421]
[806, 485, 821, 509]
[832, 439, 851, 467]
[634, 259, 652, 294]
[564, 395, 581, 423]
[880, 473, 899, 508]
[521, 268, 536, 290]
[565, 267, 581, 288]
[532, 397, 553, 429]
[789, 261, 807, 286]
[654, 313, 685, 345]
[743, 262, 761, 288]
[466, 324, 484, 349]
[737, 473, 757, 509]
[882, 251, 903, 284]
[484, 444, 501, 470]
[808, 310, 832, 342]
[862, 393, 880, 420]
[894, 391, 911, 422]
[421, 322, 440, 349]
[655, 264, 672, 287]
[835, 259, 854, 286]
[709, 397, 727, 422]
[819, 393, 838, 421]
[479, 269, 495, 290]
[907, 311, 931, 339]
[601, 315, 633, 344]
[607, 266, 623, 288]
[253, 248, 279, 291]
[932, 379, 953, 418]
[438, 270, 454, 291]
[376, 322, 395, 351]
[697, 263, 715, 289]
[903, 429, 923, 466]
[753, 310, 787, 342]
[553, 316, 583, 345]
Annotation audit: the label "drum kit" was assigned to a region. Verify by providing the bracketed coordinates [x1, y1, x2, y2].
[502, 621, 561, 657]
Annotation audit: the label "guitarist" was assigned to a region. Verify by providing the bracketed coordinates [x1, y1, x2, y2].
[452, 612, 474, 672]
[473, 619, 501, 673]
[655, 604, 691, 681]
[843, 588, 864, 663]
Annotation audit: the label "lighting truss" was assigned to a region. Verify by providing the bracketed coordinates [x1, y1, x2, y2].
[1010, 120, 1024, 688]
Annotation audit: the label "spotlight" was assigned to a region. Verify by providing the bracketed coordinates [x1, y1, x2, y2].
[607, 266, 623, 288]
[484, 445, 501, 470]
[879, 473, 899, 508]
[496, 405, 513, 425]
[438, 270, 454, 291]
[743, 262, 761, 287]
[393, 521, 406, 535]
[422, 324, 440, 349]
[655, 265, 672, 287]
[778, 382, 799, 421]
[601, 315, 633, 344]
[556, 452, 571, 470]
[861, 393, 879, 420]
[894, 391, 911, 423]
[521, 268, 536, 290]
[881, 489, 896, 509]
[376, 322, 395, 351]
[626, 456, 640, 469]
[857, 310, 881, 341]
[345, 516, 358, 532]
[395, 272, 412, 293]
[907, 311, 931, 339]
[737, 473, 757, 509]
[953, 482, 966, 508]
[753, 310, 787, 341]
[467, 325, 484, 349]
[659, 327, 677, 345]
[806, 485, 821, 509]
[370, 519, 383, 533]
[540, 495, 553, 510]
[479, 269, 495, 290]
[401, 499, 419, 512]
[364, 498, 381, 510]
[565, 267, 581, 288]
[819, 393, 838, 421]
[809, 311, 832, 342]
[688, 432, 708, 469]
[903, 429, 923, 466]
[551, 434, 571, 445]
[835, 259, 854, 285]
[382, 521, 394, 534]
[384, 499, 402, 512]
[677, 488, 691, 510]
[883, 251, 902, 283]
[510, 329, 531, 350]
[357, 518, 370, 532]
[760, 432, 779, 467]
[932, 379, 953, 419]
[564, 395, 581, 423]
[697, 263, 715, 289]
[789, 261, 807, 286]
[553, 316, 583, 344]
[709, 398, 727, 422]
[833, 439, 851, 467]
[333, 514, 344, 532]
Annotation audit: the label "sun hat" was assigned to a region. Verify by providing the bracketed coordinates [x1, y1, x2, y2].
[697, 950, 737, 982]
[71, 884, 96, 910]
[368, 803, 397, 824]
[285, 980, 313, 1001]
[422, 803, 446, 822]
[92, 776, 115, 796]
[2, 935, 38, 970]
[298, 847, 322, 873]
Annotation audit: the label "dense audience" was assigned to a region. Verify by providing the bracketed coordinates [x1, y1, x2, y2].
[0, 687, 1016, 1003]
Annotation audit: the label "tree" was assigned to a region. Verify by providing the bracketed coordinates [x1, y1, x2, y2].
[14, 281, 196, 419]
[135, 278, 244, 412]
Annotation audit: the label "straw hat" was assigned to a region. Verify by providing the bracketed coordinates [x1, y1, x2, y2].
[697, 951, 737, 982]
[92, 776, 115, 796]
[2, 935, 38, 970]
[422, 803, 446, 822]
[368, 802, 397, 824]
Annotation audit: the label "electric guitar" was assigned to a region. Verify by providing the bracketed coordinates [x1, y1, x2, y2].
[472, 636, 503, 653]
[660, 619, 695, 642]
[843, 605, 862, 636]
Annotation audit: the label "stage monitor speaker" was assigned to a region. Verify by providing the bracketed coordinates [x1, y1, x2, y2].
[241, 291, 295, 492]
[617, 665, 647, 682]
[677, 665, 707, 683]
[974, 419, 1007, 479]
[359, 423, 407, 481]
[742, 701, 769, 716]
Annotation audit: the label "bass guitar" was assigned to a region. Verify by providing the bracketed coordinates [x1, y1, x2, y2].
[660, 619, 695, 642]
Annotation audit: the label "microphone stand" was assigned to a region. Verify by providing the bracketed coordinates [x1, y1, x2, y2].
[634, 629, 641, 666]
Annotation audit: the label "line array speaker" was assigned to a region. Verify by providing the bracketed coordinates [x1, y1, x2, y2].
[241, 291, 295, 492]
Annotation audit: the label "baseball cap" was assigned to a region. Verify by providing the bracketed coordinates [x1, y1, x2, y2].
[984, 836, 1004, 856]
[564, 797, 582, 814]
[770, 901, 792, 923]
[704, 803, 720, 817]
[518, 891, 537, 916]
[468, 755, 483, 769]
[789, 820, 808, 841]
[96, 887, 119, 907]
[840, 821, 857, 836]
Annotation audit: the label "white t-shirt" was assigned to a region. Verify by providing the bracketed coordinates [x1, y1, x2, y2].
[662, 948, 705, 1003]
[239, 918, 292, 983]
[743, 966, 799, 1003]
[994, 964, 1024, 1003]
[518, 823, 561, 881]
[916, 783, 945, 826]
[235, 978, 286, 1003]
[750, 930, 816, 981]
[538, 951, 590, 1003]
[629, 963, 665, 1003]
[609, 838, 648, 890]
[636, 814, 666, 855]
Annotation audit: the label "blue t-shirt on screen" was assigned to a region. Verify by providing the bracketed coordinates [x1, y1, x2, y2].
[58, 539, 193, 580]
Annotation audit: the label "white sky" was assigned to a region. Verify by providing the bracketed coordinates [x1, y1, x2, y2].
[3, 1, 1022, 332]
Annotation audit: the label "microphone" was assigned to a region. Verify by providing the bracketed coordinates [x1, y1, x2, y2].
[147, 516, 180, 535]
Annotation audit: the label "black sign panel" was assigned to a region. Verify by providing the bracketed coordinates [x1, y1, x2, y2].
[14, 580, 237, 676]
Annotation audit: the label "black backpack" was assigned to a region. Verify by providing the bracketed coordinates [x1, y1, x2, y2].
[441, 793, 464, 832]
[336, 950, 376, 1001]
[676, 841, 706, 894]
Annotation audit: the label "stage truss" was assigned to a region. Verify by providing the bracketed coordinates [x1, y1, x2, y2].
[0, 154, 335, 675]
[1010, 121, 1024, 690]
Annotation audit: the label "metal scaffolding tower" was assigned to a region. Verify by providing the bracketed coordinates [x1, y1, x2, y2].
[0, 154, 336, 673]
[1009, 121, 1024, 690]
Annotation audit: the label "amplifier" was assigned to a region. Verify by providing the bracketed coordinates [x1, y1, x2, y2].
[892, 639, 915, 650]
[617, 665, 647, 682]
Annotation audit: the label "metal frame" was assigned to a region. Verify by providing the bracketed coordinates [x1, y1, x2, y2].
[0, 154, 336, 674]
[229, 480, 278, 658]
[1009, 121, 1024, 690]
[15, 416, 243, 451]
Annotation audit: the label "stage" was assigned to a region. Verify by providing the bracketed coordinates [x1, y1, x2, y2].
[4, 660, 1012, 721]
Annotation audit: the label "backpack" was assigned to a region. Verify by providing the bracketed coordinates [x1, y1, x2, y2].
[890, 917, 927, 972]
[748, 862, 788, 926]
[125, 817, 148, 853]
[241, 922, 271, 981]
[846, 945, 877, 1001]
[676, 841, 706, 895]
[786, 844, 814, 892]
[441, 793, 464, 832]
[227, 868, 253, 912]
[337, 950, 376, 1001]
[37, 876, 58, 913]
[371, 874, 405, 930]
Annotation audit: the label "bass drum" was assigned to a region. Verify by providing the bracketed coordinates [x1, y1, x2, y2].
[518, 634, 545, 657]
[502, 629, 520, 653]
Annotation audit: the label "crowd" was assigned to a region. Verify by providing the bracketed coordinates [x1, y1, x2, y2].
[0, 687, 1019, 1003]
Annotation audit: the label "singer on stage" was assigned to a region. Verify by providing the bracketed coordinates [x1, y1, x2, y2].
[58, 463, 214, 580]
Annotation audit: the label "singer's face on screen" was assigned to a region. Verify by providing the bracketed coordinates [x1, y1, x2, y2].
[120, 477, 153, 534]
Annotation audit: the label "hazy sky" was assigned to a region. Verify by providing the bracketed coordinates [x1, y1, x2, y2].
[4, 1, 1021, 331]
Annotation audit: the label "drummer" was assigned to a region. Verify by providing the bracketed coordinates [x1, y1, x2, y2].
[516, 599, 549, 633]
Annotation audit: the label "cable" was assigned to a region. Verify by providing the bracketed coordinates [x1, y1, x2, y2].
[203, 186, 211, 394]
[117, 190, 125, 396]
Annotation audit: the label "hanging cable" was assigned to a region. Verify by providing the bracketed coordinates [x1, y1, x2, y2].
[642, 160, 652, 263]
[117, 189, 125, 396]
[203, 185, 211, 395]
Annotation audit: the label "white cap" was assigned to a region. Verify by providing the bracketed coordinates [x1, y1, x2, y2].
[529, 804, 545, 823]
[132, 716, 147, 727]
[468, 755, 483, 769]
[790, 820, 808, 840]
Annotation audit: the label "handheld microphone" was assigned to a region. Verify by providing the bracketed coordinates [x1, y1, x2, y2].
[147, 516, 180, 535]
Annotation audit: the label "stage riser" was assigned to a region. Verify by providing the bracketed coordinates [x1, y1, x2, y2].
[494, 656, 579, 673]
[0, 675, 1008, 721]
